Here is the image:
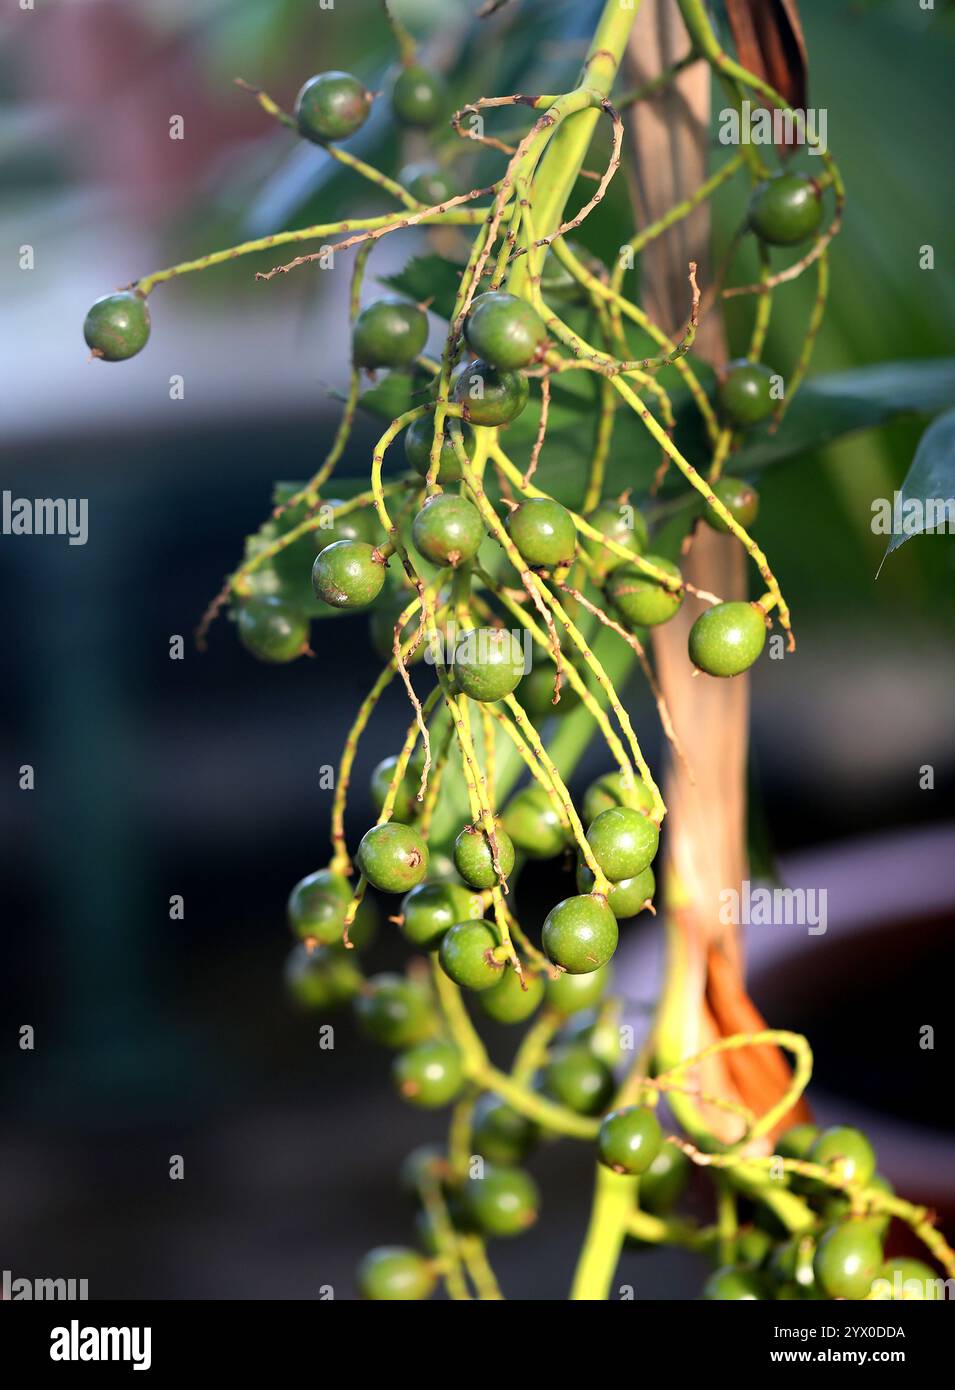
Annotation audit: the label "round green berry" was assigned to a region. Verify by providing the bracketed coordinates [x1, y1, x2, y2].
[392, 65, 446, 127]
[515, 660, 580, 719]
[452, 821, 515, 890]
[607, 555, 683, 628]
[501, 784, 568, 859]
[704, 476, 759, 534]
[639, 1144, 691, 1214]
[295, 71, 371, 143]
[776, 1123, 819, 1161]
[809, 1125, 877, 1187]
[464, 1164, 539, 1238]
[354, 973, 434, 1048]
[237, 596, 308, 663]
[452, 626, 526, 702]
[583, 500, 648, 578]
[813, 1222, 883, 1300]
[314, 498, 381, 550]
[478, 967, 545, 1025]
[582, 770, 654, 823]
[748, 171, 823, 247]
[545, 961, 612, 1015]
[393, 1039, 464, 1107]
[506, 498, 577, 568]
[473, 1094, 538, 1165]
[438, 919, 504, 992]
[718, 360, 776, 427]
[404, 415, 471, 483]
[598, 1106, 663, 1175]
[284, 943, 363, 1010]
[288, 867, 350, 945]
[353, 296, 428, 369]
[543, 895, 618, 974]
[586, 805, 659, 881]
[544, 1043, 614, 1114]
[357, 822, 428, 894]
[872, 1257, 940, 1301]
[464, 291, 547, 370]
[688, 601, 767, 678]
[399, 881, 482, 951]
[703, 1267, 770, 1300]
[400, 162, 456, 206]
[820, 1174, 894, 1240]
[737, 1226, 773, 1269]
[312, 540, 386, 609]
[399, 1143, 445, 1196]
[370, 753, 420, 824]
[576, 861, 654, 920]
[769, 1235, 817, 1291]
[357, 1245, 435, 1301]
[83, 291, 150, 362]
[451, 359, 529, 426]
[412, 493, 484, 568]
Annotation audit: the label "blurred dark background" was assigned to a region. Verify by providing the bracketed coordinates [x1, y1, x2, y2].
[2, 0, 954, 1299]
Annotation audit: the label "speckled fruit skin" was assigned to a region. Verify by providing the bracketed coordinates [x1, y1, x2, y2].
[400, 162, 456, 206]
[404, 415, 471, 483]
[83, 291, 151, 361]
[598, 1106, 663, 1175]
[312, 540, 386, 609]
[506, 498, 577, 567]
[392, 64, 446, 127]
[639, 1144, 691, 1214]
[542, 894, 618, 974]
[704, 476, 759, 534]
[399, 881, 481, 951]
[472, 1094, 538, 1164]
[501, 784, 568, 858]
[357, 822, 429, 894]
[607, 555, 683, 628]
[353, 296, 428, 368]
[583, 500, 648, 577]
[295, 71, 371, 143]
[284, 942, 363, 1010]
[544, 1044, 614, 1114]
[748, 171, 823, 247]
[703, 1267, 770, 1300]
[813, 1222, 883, 1300]
[872, 1258, 940, 1301]
[809, 1125, 877, 1187]
[237, 596, 309, 663]
[688, 601, 767, 678]
[576, 861, 654, 920]
[357, 1245, 435, 1301]
[451, 359, 529, 426]
[354, 973, 434, 1049]
[582, 770, 654, 823]
[718, 360, 775, 427]
[452, 627, 526, 702]
[586, 805, 659, 881]
[393, 1039, 464, 1107]
[453, 822, 515, 889]
[464, 292, 547, 369]
[464, 1164, 540, 1237]
[545, 961, 612, 1015]
[438, 919, 504, 992]
[478, 967, 545, 1024]
[412, 493, 484, 568]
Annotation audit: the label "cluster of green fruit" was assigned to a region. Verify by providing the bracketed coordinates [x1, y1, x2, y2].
[703, 1123, 940, 1302]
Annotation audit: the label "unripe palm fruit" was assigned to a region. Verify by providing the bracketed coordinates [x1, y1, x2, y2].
[453, 821, 515, 889]
[353, 296, 428, 369]
[704, 476, 759, 534]
[576, 861, 654, 920]
[583, 500, 648, 577]
[312, 540, 386, 609]
[400, 162, 456, 206]
[478, 967, 545, 1025]
[357, 822, 428, 894]
[813, 1222, 883, 1300]
[586, 805, 659, 881]
[354, 973, 434, 1048]
[545, 961, 612, 1015]
[582, 770, 654, 823]
[464, 291, 547, 369]
[688, 601, 767, 678]
[284, 943, 363, 1010]
[598, 1106, 663, 1175]
[506, 497, 577, 567]
[392, 65, 447, 127]
[607, 555, 683, 627]
[370, 753, 421, 824]
[639, 1143, 691, 1214]
[357, 1246, 435, 1301]
[399, 881, 482, 951]
[83, 291, 150, 361]
[438, 919, 504, 992]
[472, 1094, 538, 1164]
[542, 894, 618, 974]
[295, 71, 371, 143]
[703, 1267, 770, 1300]
[237, 596, 309, 663]
[501, 783, 568, 858]
[718, 360, 776, 427]
[748, 171, 823, 247]
[544, 1043, 614, 1114]
[451, 359, 529, 426]
[412, 493, 484, 568]
[452, 626, 526, 702]
[393, 1039, 464, 1108]
[404, 415, 471, 483]
[515, 660, 581, 718]
[463, 1163, 540, 1238]
[808, 1125, 877, 1187]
